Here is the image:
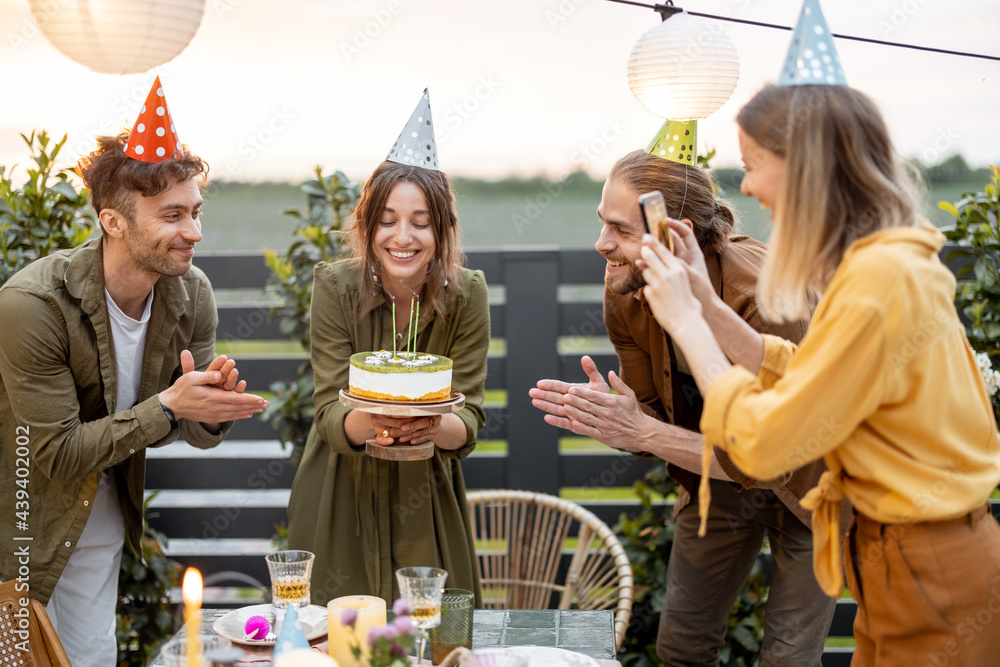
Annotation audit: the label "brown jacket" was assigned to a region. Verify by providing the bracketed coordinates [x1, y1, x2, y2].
[604, 235, 827, 526]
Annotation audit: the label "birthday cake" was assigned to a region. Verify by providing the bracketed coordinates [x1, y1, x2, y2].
[348, 351, 453, 402]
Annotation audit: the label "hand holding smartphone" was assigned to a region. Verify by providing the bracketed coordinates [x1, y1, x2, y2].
[638, 191, 675, 254]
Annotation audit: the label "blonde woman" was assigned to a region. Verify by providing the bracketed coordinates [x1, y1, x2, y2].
[639, 84, 1000, 663]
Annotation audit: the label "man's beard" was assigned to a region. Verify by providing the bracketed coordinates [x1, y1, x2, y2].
[603, 257, 644, 295]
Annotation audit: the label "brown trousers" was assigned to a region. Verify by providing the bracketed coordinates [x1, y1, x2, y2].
[657, 479, 835, 667]
[847, 504, 1000, 666]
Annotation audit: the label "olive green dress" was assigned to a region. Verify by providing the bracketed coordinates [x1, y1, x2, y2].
[287, 259, 488, 606]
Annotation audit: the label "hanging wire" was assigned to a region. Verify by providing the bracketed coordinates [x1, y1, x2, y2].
[605, 0, 1000, 63]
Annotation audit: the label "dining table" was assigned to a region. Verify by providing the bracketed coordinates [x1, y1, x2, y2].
[145, 608, 621, 667]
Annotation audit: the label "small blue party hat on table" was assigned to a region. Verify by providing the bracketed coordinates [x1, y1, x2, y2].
[271, 605, 310, 659]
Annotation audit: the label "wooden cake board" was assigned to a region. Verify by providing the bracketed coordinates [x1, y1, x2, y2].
[339, 388, 465, 461]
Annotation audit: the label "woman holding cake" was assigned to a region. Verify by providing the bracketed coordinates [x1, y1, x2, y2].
[287, 91, 487, 605]
[634, 14, 1000, 662]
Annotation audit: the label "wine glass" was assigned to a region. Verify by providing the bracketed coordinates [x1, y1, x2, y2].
[396, 566, 448, 665]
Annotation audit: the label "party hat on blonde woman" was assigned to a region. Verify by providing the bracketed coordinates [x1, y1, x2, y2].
[386, 89, 439, 171]
[778, 0, 846, 86]
[645, 119, 697, 166]
[123, 76, 182, 162]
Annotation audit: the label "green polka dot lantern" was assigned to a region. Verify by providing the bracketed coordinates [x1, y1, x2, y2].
[645, 119, 697, 166]
[386, 88, 440, 171]
[778, 0, 846, 86]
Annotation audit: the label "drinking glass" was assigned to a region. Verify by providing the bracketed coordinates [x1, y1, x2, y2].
[429, 588, 475, 664]
[266, 550, 315, 609]
[396, 566, 448, 665]
[161, 634, 233, 667]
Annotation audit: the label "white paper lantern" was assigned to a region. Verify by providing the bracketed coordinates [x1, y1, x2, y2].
[627, 11, 740, 121]
[28, 0, 206, 75]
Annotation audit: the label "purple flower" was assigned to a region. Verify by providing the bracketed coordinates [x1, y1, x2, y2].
[341, 608, 357, 629]
[368, 625, 386, 644]
[390, 642, 406, 657]
[392, 615, 414, 635]
[392, 598, 412, 617]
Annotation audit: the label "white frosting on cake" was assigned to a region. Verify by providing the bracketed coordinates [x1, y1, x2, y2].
[349, 367, 451, 401]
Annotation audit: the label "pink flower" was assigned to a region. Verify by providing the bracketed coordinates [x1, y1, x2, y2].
[341, 608, 357, 628]
[390, 642, 406, 657]
[392, 598, 412, 617]
[368, 625, 385, 643]
[393, 615, 414, 635]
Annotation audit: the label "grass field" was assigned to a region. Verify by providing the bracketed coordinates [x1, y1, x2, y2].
[197, 175, 988, 254]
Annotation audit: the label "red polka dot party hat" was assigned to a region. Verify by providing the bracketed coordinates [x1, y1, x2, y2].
[123, 76, 181, 162]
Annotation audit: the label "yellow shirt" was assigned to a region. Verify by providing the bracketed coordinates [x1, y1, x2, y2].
[701, 225, 1000, 597]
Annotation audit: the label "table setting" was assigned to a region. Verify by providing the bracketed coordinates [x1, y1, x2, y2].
[150, 555, 620, 667]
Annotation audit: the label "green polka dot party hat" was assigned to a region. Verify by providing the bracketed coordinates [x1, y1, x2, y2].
[645, 119, 697, 166]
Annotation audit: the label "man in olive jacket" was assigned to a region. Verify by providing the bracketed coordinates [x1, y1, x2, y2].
[0, 132, 268, 666]
[532, 151, 841, 666]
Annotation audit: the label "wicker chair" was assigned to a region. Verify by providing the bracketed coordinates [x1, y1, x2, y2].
[0, 581, 71, 667]
[466, 490, 634, 650]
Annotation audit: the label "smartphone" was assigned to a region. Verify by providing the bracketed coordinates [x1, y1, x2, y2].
[638, 191, 675, 254]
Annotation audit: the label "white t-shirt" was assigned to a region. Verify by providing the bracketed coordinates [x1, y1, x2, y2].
[105, 286, 154, 411]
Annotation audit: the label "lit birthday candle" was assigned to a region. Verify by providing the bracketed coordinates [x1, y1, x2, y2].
[182, 568, 203, 667]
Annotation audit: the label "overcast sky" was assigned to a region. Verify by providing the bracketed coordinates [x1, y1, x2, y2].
[0, 0, 997, 182]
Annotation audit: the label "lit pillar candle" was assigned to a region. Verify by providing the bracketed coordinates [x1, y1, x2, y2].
[182, 568, 203, 667]
[327, 595, 387, 667]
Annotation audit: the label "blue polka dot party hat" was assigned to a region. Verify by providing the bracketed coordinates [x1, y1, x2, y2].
[123, 76, 182, 163]
[271, 604, 310, 659]
[778, 0, 847, 86]
[386, 88, 440, 171]
[645, 119, 697, 166]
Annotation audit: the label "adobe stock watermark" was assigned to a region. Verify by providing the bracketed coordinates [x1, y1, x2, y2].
[223, 107, 295, 180]
[510, 116, 629, 236]
[340, 0, 406, 63]
[436, 75, 502, 146]
[211, 0, 249, 19]
[545, 0, 589, 31]
[876, 0, 930, 38]
[7, 0, 72, 52]
[921, 127, 959, 166]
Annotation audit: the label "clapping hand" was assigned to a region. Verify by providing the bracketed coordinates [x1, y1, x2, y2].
[158, 350, 268, 424]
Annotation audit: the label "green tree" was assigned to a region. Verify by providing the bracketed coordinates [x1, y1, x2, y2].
[940, 165, 1000, 423]
[0, 131, 95, 285]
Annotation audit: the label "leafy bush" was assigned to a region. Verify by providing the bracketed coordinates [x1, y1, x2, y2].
[116, 494, 181, 667]
[940, 165, 1000, 423]
[615, 462, 766, 667]
[0, 131, 95, 285]
[260, 167, 360, 463]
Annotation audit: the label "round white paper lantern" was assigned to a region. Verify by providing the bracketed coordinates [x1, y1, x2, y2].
[627, 11, 740, 121]
[28, 0, 206, 75]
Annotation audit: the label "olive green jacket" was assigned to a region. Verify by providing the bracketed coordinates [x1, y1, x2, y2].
[288, 259, 488, 606]
[0, 238, 230, 604]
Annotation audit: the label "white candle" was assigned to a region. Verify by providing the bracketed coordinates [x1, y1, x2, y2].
[327, 595, 388, 667]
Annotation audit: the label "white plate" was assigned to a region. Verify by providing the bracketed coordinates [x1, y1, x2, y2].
[475, 647, 600, 667]
[212, 604, 328, 646]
